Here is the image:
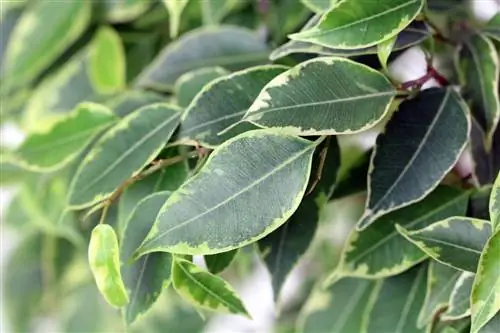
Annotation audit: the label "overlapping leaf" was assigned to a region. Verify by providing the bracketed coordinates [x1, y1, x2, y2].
[174, 67, 229, 108]
[483, 13, 500, 42]
[359, 88, 470, 229]
[366, 264, 428, 333]
[106, 90, 166, 118]
[68, 104, 182, 209]
[104, 0, 152, 23]
[172, 257, 249, 316]
[178, 65, 286, 147]
[121, 192, 173, 325]
[490, 173, 500, 230]
[14, 103, 116, 172]
[205, 250, 239, 274]
[136, 26, 269, 91]
[137, 130, 319, 256]
[326, 186, 468, 284]
[471, 228, 500, 333]
[397, 217, 492, 272]
[457, 34, 499, 146]
[470, 118, 500, 186]
[298, 278, 380, 333]
[201, 0, 247, 25]
[243, 57, 396, 135]
[442, 272, 475, 320]
[163, 0, 189, 38]
[289, 0, 423, 49]
[300, 0, 335, 13]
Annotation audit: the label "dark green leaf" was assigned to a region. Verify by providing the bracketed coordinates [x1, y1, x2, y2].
[244, 57, 396, 135]
[68, 104, 181, 209]
[201, 0, 247, 25]
[106, 90, 166, 118]
[469, 186, 493, 220]
[359, 88, 470, 229]
[442, 272, 475, 320]
[205, 249, 239, 274]
[483, 13, 500, 42]
[470, 118, 500, 186]
[397, 217, 492, 272]
[329, 148, 371, 200]
[138, 130, 319, 255]
[174, 67, 229, 108]
[178, 65, 287, 147]
[136, 26, 269, 91]
[478, 311, 500, 333]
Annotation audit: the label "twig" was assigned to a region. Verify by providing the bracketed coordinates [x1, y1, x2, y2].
[398, 63, 449, 90]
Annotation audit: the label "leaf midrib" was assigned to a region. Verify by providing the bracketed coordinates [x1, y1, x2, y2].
[414, 234, 483, 254]
[395, 267, 425, 333]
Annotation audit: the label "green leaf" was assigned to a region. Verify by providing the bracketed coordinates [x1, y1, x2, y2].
[259, 137, 340, 301]
[3, 0, 91, 87]
[174, 67, 229, 108]
[377, 35, 397, 71]
[68, 104, 181, 209]
[329, 148, 371, 200]
[163, 0, 189, 38]
[300, 0, 335, 13]
[89, 224, 129, 308]
[104, 0, 152, 23]
[243, 57, 396, 135]
[136, 26, 269, 91]
[298, 278, 381, 333]
[358, 88, 470, 229]
[478, 312, 500, 333]
[138, 130, 319, 256]
[326, 186, 468, 283]
[204, 249, 239, 274]
[14, 103, 116, 172]
[442, 272, 475, 320]
[483, 13, 500, 42]
[106, 90, 166, 118]
[366, 264, 429, 333]
[490, 172, 500, 230]
[471, 228, 500, 333]
[201, 0, 247, 25]
[397, 217, 492, 272]
[457, 34, 500, 146]
[178, 65, 287, 147]
[89, 26, 126, 95]
[469, 186, 494, 221]
[270, 18, 430, 61]
[121, 192, 173, 325]
[172, 257, 249, 316]
[470, 118, 500, 186]
[289, 0, 424, 49]
[418, 262, 461, 327]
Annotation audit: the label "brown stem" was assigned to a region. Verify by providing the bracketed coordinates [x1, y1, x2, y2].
[398, 64, 449, 90]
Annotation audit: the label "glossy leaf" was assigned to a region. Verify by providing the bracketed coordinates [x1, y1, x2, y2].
[163, 0, 189, 38]
[457, 34, 500, 146]
[397, 217, 492, 272]
[300, 0, 335, 13]
[259, 137, 340, 301]
[377, 35, 397, 71]
[271, 18, 430, 60]
[290, 0, 424, 49]
[366, 264, 428, 333]
[490, 172, 500, 230]
[136, 26, 269, 91]
[106, 90, 166, 118]
[172, 257, 249, 316]
[442, 272, 475, 320]
[418, 262, 461, 327]
[244, 57, 396, 135]
[121, 192, 173, 325]
[89, 224, 129, 308]
[3, 0, 91, 87]
[327, 186, 468, 283]
[471, 228, 500, 333]
[483, 13, 500, 42]
[298, 278, 380, 333]
[68, 104, 182, 209]
[174, 67, 229, 108]
[359, 88, 470, 229]
[14, 103, 116, 172]
[471, 118, 500, 186]
[89, 26, 126, 94]
[205, 249, 239, 274]
[138, 130, 319, 256]
[478, 312, 500, 333]
[178, 65, 287, 147]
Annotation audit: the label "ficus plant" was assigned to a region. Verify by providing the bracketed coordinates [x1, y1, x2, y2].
[1, 0, 499, 332]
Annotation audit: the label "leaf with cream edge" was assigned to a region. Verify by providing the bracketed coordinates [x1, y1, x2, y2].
[106, 90, 166, 118]
[259, 137, 340, 302]
[456, 34, 500, 147]
[490, 172, 500, 230]
[358, 88, 470, 229]
[174, 67, 229, 108]
[162, 0, 189, 38]
[483, 13, 500, 42]
[171, 257, 249, 317]
[137, 130, 319, 256]
[297, 278, 381, 333]
[177, 65, 287, 147]
[14, 103, 116, 172]
[442, 272, 475, 320]
[417, 262, 461, 328]
[366, 263, 429, 333]
[120, 192, 173, 325]
[89, 26, 126, 95]
[377, 35, 397, 71]
[67, 103, 182, 209]
[289, 0, 424, 49]
[300, 0, 335, 13]
[204, 249, 239, 275]
[326, 186, 468, 285]
[135, 26, 269, 91]
[396, 217, 492, 273]
[470, 228, 500, 333]
[478, 312, 500, 333]
[243, 57, 396, 136]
